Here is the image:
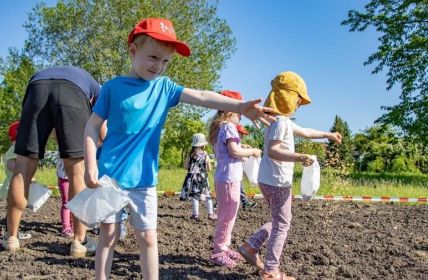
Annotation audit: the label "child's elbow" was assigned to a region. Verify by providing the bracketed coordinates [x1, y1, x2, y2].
[267, 148, 280, 160]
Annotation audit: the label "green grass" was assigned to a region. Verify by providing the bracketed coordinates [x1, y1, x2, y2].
[1, 165, 427, 198]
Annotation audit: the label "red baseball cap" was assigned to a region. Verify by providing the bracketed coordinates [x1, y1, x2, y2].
[8, 121, 19, 142]
[128, 18, 191, 57]
[220, 90, 243, 100]
[236, 124, 249, 135]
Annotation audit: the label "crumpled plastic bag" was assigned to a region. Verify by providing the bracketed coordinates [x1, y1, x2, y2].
[243, 156, 261, 186]
[67, 175, 129, 228]
[27, 182, 52, 212]
[300, 155, 320, 201]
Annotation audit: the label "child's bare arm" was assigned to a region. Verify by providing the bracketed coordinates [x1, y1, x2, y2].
[84, 113, 104, 188]
[227, 140, 261, 159]
[294, 127, 342, 144]
[205, 154, 212, 172]
[180, 88, 275, 127]
[268, 140, 314, 165]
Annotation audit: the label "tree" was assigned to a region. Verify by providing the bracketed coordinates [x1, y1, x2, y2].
[242, 125, 264, 150]
[160, 109, 205, 168]
[353, 124, 424, 172]
[0, 50, 36, 152]
[342, 0, 428, 145]
[323, 116, 354, 174]
[295, 141, 326, 162]
[24, 0, 236, 90]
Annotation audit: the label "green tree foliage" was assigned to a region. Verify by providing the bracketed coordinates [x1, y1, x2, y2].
[353, 124, 426, 172]
[342, 0, 428, 145]
[24, 0, 236, 87]
[295, 140, 326, 162]
[160, 109, 205, 168]
[323, 115, 354, 174]
[0, 51, 36, 152]
[242, 125, 264, 150]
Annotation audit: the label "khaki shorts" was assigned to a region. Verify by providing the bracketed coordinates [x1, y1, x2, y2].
[103, 187, 157, 231]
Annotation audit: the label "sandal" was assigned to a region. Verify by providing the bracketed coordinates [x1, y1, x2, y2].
[260, 270, 296, 280]
[208, 213, 218, 220]
[238, 242, 264, 270]
[61, 228, 74, 238]
[226, 248, 242, 261]
[210, 252, 237, 268]
[190, 214, 200, 221]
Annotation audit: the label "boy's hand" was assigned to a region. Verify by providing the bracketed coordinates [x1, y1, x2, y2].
[300, 154, 315, 166]
[85, 168, 99, 188]
[329, 132, 342, 144]
[240, 99, 275, 128]
[252, 148, 262, 158]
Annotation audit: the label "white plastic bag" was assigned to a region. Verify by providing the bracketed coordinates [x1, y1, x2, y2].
[27, 182, 52, 212]
[67, 175, 130, 228]
[243, 156, 261, 186]
[300, 156, 320, 201]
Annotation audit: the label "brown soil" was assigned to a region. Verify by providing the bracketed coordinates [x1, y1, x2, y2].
[0, 197, 427, 279]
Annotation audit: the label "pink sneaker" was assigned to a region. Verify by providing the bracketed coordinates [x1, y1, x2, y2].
[226, 248, 243, 261]
[210, 252, 236, 268]
[208, 213, 218, 220]
[61, 228, 74, 238]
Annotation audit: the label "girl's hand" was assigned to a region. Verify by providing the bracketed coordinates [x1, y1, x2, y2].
[252, 148, 262, 158]
[240, 99, 276, 128]
[84, 167, 99, 188]
[329, 132, 342, 144]
[300, 154, 315, 166]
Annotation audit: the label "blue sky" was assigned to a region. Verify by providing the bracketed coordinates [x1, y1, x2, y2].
[0, 0, 401, 134]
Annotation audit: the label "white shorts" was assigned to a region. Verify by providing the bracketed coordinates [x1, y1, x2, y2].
[103, 187, 157, 231]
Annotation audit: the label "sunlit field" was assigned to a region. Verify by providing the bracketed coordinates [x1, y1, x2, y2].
[1, 165, 426, 198]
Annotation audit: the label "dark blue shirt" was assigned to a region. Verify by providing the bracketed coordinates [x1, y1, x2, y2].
[30, 66, 100, 101]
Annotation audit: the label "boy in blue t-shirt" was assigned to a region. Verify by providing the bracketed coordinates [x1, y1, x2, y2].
[84, 18, 274, 279]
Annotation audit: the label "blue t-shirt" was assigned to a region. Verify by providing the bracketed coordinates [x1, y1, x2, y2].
[93, 76, 183, 189]
[30, 66, 100, 101]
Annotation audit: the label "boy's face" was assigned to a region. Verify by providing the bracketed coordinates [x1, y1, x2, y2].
[129, 38, 174, 80]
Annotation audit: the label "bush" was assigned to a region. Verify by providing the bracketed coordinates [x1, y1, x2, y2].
[367, 157, 385, 172]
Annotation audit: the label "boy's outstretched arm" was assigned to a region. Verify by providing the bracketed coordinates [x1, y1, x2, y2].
[180, 88, 275, 127]
[294, 127, 342, 144]
[84, 113, 104, 188]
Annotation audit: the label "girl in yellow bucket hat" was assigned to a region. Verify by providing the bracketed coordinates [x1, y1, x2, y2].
[238, 71, 342, 280]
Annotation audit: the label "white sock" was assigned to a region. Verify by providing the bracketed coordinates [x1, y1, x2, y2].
[192, 198, 199, 216]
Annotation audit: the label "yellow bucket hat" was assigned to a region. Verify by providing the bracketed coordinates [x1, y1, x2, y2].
[264, 71, 311, 115]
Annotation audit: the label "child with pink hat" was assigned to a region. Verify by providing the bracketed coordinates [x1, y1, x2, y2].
[208, 90, 262, 268]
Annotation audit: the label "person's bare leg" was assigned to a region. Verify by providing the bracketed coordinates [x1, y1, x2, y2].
[95, 223, 119, 280]
[63, 158, 87, 242]
[135, 229, 158, 280]
[6, 155, 38, 238]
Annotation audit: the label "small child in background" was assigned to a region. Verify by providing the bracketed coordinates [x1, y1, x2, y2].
[0, 122, 32, 241]
[238, 71, 342, 280]
[208, 90, 262, 268]
[56, 157, 74, 238]
[180, 133, 217, 221]
[236, 124, 257, 209]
